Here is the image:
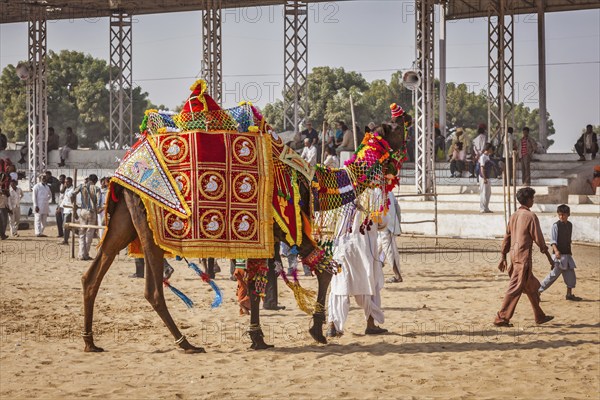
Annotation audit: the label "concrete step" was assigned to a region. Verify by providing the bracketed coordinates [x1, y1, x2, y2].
[536, 153, 581, 162]
[397, 176, 570, 187]
[395, 184, 561, 195]
[401, 160, 577, 171]
[398, 210, 599, 243]
[399, 169, 575, 179]
[397, 200, 600, 214]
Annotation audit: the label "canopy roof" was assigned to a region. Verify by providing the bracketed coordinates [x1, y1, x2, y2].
[445, 0, 599, 19]
[1, 0, 598, 24]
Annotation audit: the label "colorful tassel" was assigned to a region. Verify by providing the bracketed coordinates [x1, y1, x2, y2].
[207, 280, 223, 308]
[277, 264, 316, 315]
[183, 258, 223, 308]
[164, 279, 194, 309]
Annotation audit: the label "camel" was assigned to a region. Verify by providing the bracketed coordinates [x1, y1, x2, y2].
[80, 171, 329, 353]
[80, 81, 405, 353]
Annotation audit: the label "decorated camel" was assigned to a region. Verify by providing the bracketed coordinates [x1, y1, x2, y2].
[80, 80, 405, 353]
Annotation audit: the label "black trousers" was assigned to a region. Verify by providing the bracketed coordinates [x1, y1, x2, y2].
[56, 209, 64, 237]
[263, 242, 281, 309]
[0, 207, 8, 238]
[62, 213, 72, 243]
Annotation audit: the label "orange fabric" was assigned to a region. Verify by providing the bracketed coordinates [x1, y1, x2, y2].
[234, 268, 250, 313]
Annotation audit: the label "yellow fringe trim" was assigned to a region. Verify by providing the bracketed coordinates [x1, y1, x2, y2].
[286, 281, 316, 315]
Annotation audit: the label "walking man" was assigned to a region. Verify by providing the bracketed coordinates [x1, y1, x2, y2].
[494, 187, 555, 327]
[32, 173, 51, 237]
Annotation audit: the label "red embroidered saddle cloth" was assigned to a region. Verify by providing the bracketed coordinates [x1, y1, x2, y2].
[127, 130, 275, 259]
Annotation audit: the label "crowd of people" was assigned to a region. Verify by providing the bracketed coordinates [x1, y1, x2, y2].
[0, 171, 109, 259]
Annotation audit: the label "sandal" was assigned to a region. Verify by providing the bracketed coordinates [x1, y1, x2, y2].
[386, 276, 402, 283]
[566, 294, 582, 301]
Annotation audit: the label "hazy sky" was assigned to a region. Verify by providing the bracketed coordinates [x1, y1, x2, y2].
[1, 1, 598, 152]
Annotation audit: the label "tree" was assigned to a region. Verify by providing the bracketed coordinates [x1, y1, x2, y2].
[0, 50, 155, 148]
[263, 67, 413, 133]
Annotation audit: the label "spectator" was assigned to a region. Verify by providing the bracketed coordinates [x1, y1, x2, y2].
[3, 159, 17, 182]
[519, 127, 537, 186]
[45, 171, 60, 204]
[8, 179, 23, 237]
[449, 141, 466, 178]
[575, 124, 598, 161]
[435, 124, 445, 161]
[501, 127, 517, 185]
[323, 146, 340, 168]
[32, 173, 52, 237]
[404, 114, 415, 162]
[71, 174, 101, 261]
[323, 121, 336, 151]
[58, 177, 74, 245]
[0, 173, 9, 240]
[58, 126, 78, 167]
[263, 242, 285, 311]
[588, 165, 600, 193]
[334, 121, 345, 146]
[472, 126, 488, 178]
[479, 143, 495, 213]
[0, 128, 7, 151]
[97, 177, 109, 239]
[301, 138, 317, 167]
[336, 122, 355, 155]
[301, 121, 319, 146]
[54, 174, 66, 237]
[47, 126, 59, 153]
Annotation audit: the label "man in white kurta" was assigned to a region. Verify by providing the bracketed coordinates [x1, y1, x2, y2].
[327, 198, 388, 336]
[32, 174, 52, 236]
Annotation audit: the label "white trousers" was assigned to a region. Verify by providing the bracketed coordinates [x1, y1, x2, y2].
[378, 230, 401, 273]
[34, 213, 48, 235]
[78, 211, 97, 258]
[9, 208, 20, 235]
[328, 264, 385, 333]
[479, 180, 491, 212]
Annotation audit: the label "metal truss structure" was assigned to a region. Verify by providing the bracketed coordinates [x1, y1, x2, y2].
[487, 0, 515, 143]
[27, 9, 48, 188]
[283, 1, 308, 133]
[109, 12, 133, 149]
[202, 0, 223, 104]
[414, 0, 436, 195]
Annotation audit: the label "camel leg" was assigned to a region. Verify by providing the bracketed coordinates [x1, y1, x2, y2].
[309, 270, 332, 344]
[82, 198, 137, 352]
[247, 260, 274, 350]
[124, 192, 205, 354]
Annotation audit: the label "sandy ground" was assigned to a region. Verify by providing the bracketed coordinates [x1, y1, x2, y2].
[1, 227, 599, 399]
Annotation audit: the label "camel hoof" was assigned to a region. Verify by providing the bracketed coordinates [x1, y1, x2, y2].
[84, 344, 105, 352]
[248, 329, 274, 350]
[309, 313, 328, 344]
[250, 342, 274, 350]
[309, 325, 328, 344]
[184, 346, 206, 354]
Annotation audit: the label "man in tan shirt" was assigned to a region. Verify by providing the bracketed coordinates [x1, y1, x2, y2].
[494, 187, 555, 326]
